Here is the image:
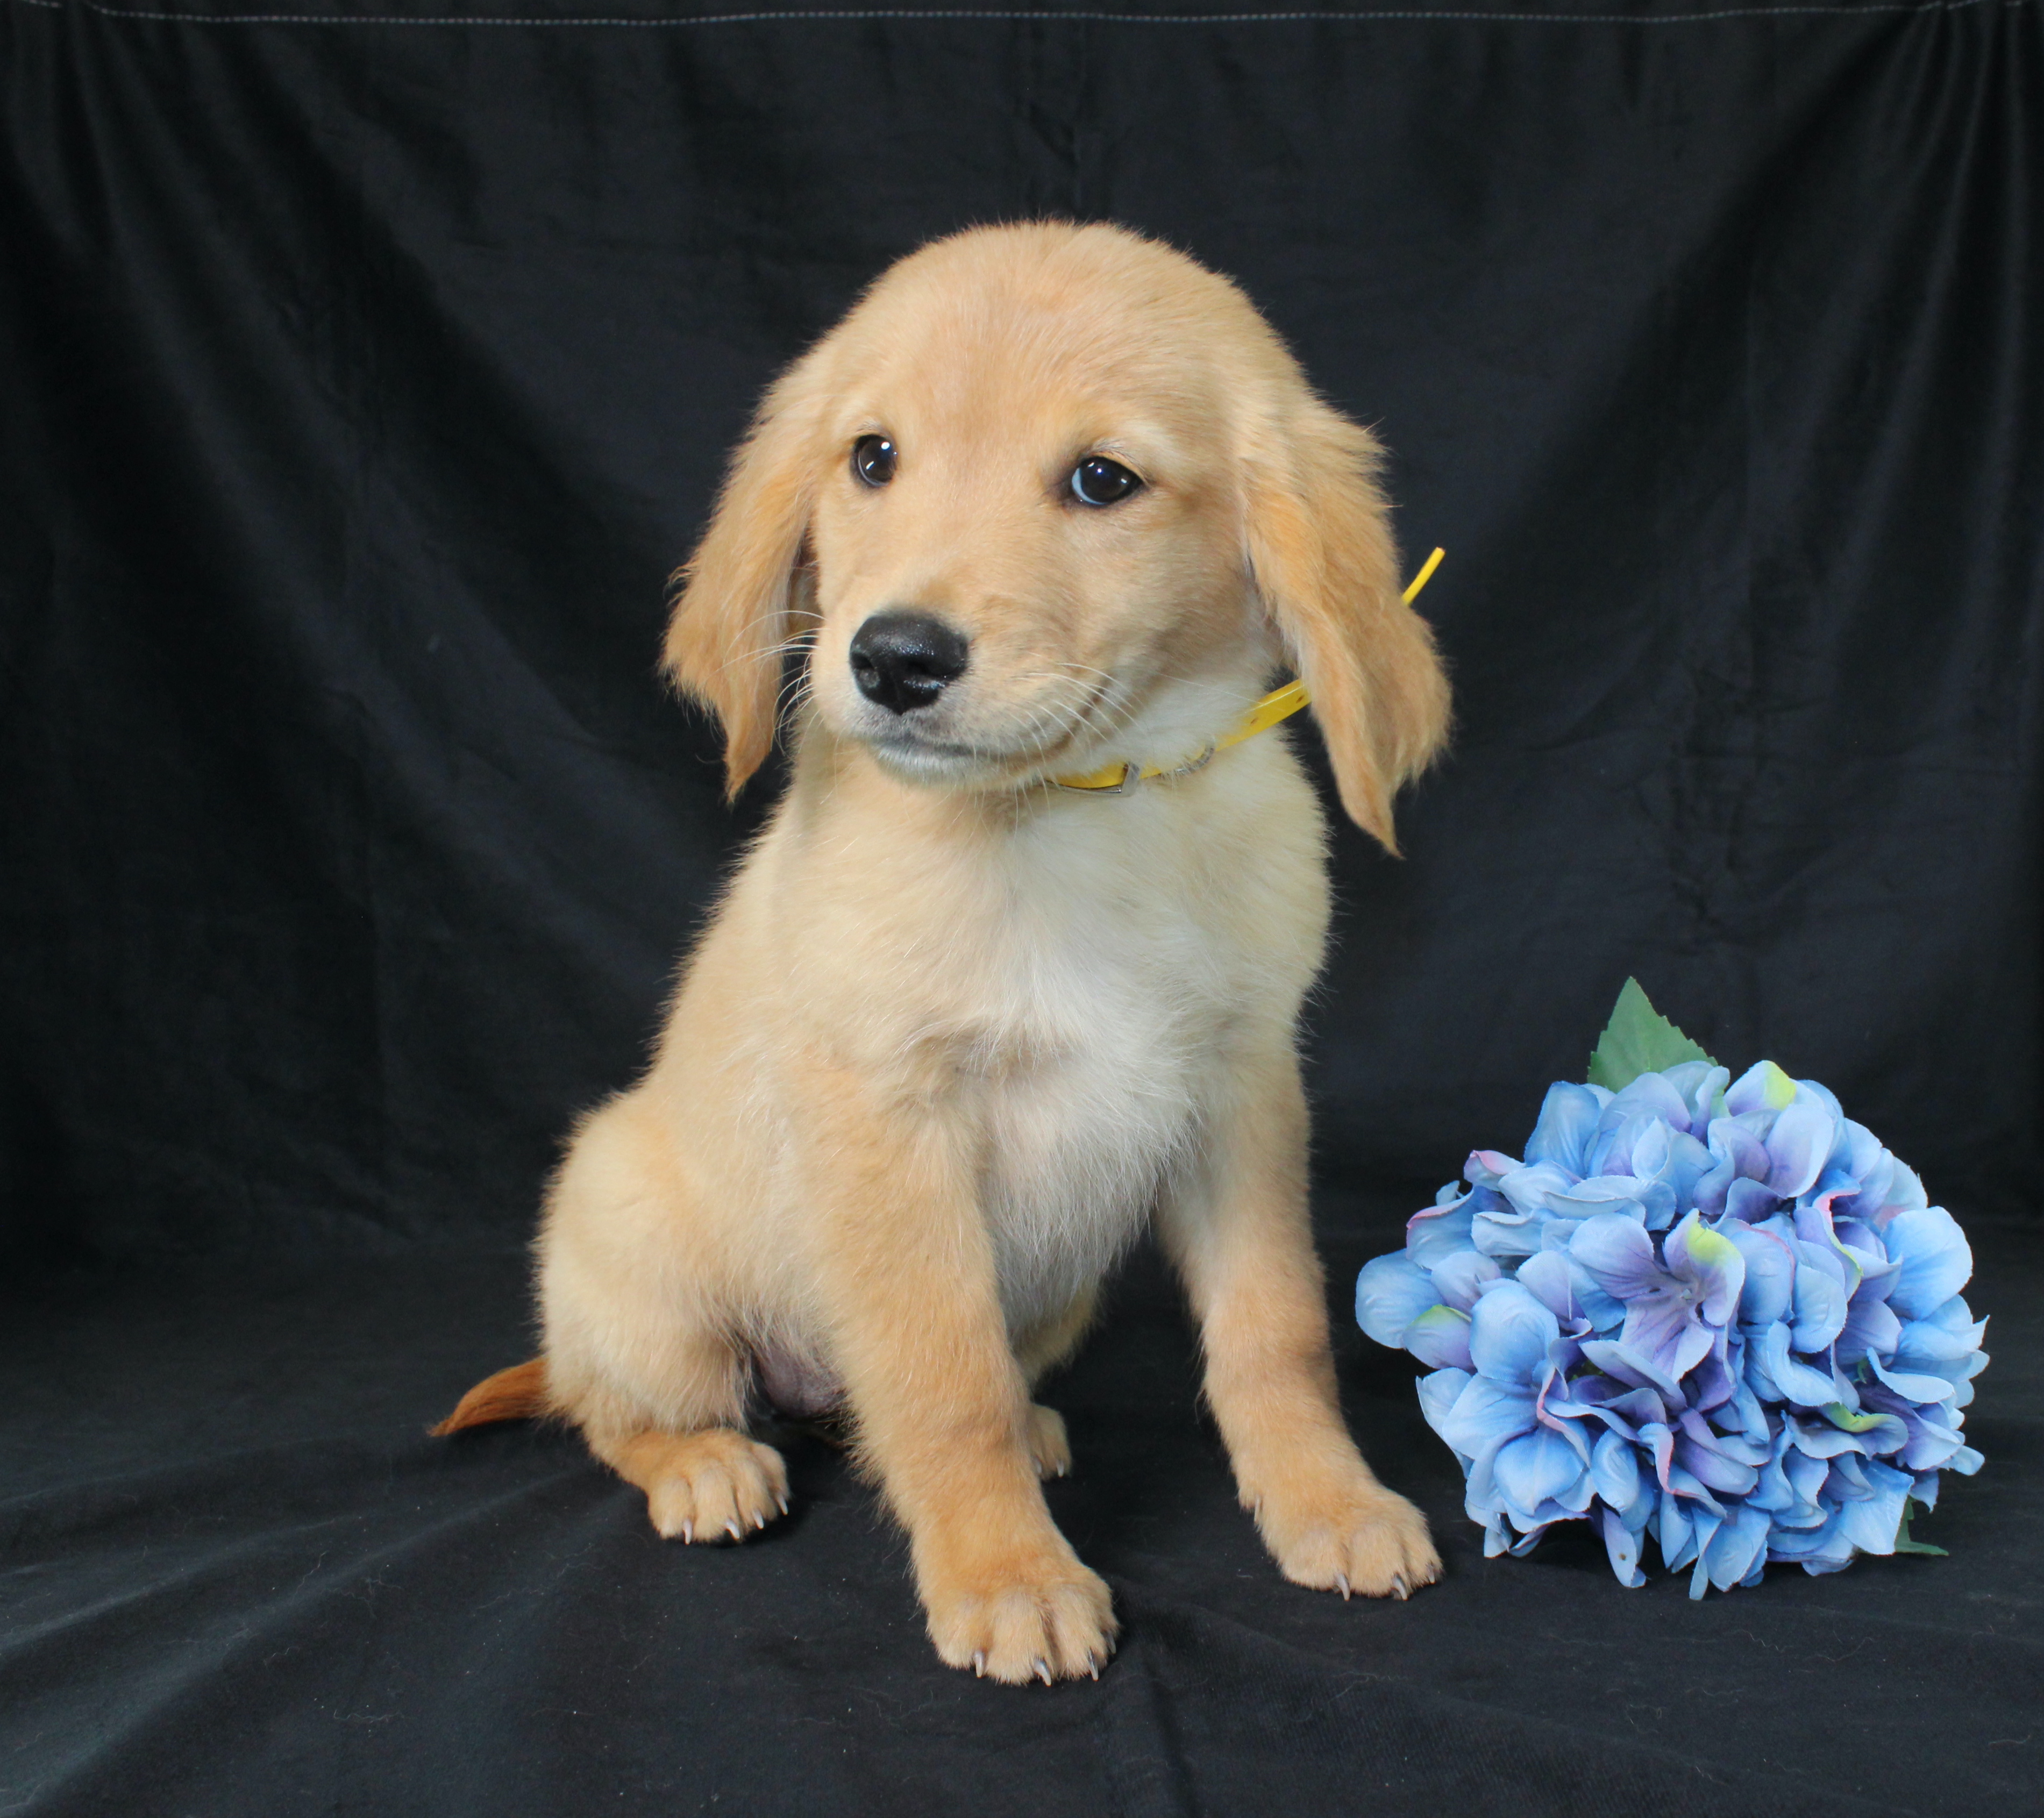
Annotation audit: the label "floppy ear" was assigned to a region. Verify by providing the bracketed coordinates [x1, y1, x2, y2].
[1244, 399, 1451, 854]
[664, 355, 827, 797]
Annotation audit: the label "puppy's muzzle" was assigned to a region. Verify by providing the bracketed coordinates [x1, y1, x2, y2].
[849, 611, 971, 715]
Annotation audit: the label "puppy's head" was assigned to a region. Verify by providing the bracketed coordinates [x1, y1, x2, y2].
[665, 222, 1449, 851]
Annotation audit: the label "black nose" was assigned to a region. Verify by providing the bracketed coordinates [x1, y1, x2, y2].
[848, 612, 970, 715]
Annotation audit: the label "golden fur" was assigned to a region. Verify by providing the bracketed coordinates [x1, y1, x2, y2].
[438, 222, 1452, 1684]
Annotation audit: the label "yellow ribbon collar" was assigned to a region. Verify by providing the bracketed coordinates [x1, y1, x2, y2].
[1051, 547, 1445, 794]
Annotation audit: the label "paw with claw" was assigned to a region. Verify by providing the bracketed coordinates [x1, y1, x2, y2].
[612, 1429, 790, 1544]
[920, 1534, 1117, 1684]
[1250, 1469, 1441, 1601]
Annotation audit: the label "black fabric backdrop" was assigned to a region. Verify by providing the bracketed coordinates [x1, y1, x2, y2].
[3, 0, 2040, 1812]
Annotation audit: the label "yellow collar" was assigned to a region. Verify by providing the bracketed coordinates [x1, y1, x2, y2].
[1051, 547, 1445, 793]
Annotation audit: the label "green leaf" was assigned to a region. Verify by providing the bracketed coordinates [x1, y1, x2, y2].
[1894, 1498, 1949, 1558]
[1586, 978, 1717, 1090]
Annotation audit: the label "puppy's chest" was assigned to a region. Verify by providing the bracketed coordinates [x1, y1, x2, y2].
[959, 838, 1255, 1325]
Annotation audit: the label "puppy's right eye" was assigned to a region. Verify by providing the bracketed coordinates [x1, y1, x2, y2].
[1069, 455, 1143, 508]
[852, 436, 897, 488]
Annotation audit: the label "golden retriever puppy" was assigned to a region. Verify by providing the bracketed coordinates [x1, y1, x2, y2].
[438, 221, 1451, 1684]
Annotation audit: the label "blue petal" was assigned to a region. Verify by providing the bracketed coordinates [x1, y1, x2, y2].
[1545, 1175, 1654, 1225]
[1764, 1098, 1837, 1200]
[1570, 1213, 1664, 1301]
[1856, 1385, 1968, 1472]
[1405, 1304, 1476, 1371]
[1617, 1292, 1715, 1387]
[1893, 1300, 1988, 1371]
[1784, 1410, 1872, 1459]
[1650, 1129, 1718, 1219]
[1681, 1332, 1740, 1413]
[1406, 1195, 1478, 1268]
[1415, 1366, 1472, 1451]
[1794, 1076, 1846, 1121]
[1514, 1249, 1580, 1323]
[1789, 1244, 1850, 1352]
[1746, 1427, 1799, 1515]
[1703, 1504, 1772, 1592]
[1675, 1431, 1760, 1498]
[1721, 1218, 1796, 1327]
[1499, 1160, 1583, 1216]
[1665, 1210, 1746, 1327]
[1706, 1115, 1774, 1185]
[1427, 1248, 1500, 1313]
[1471, 1207, 1543, 1261]
[1835, 1292, 1902, 1366]
[1825, 1405, 1907, 1454]
[1579, 1337, 1685, 1403]
[1466, 1150, 1521, 1188]
[1602, 1071, 1694, 1139]
[1464, 1434, 1512, 1520]
[1724, 1177, 1783, 1223]
[1884, 1158, 1931, 1215]
[1468, 1281, 1561, 1386]
[1884, 1206, 1974, 1320]
[1524, 1081, 1606, 1176]
[1685, 1408, 1768, 1467]
[1725, 1060, 1798, 1116]
[1771, 1514, 1857, 1574]
[1591, 1428, 1649, 1517]
[1440, 1374, 1539, 1459]
[1784, 1445, 1831, 1508]
[1658, 1491, 1698, 1572]
[1569, 1258, 1628, 1330]
[1835, 1459, 1912, 1556]
[1753, 1322, 1842, 1408]
[1674, 1063, 1732, 1136]
[1356, 1252, 1441, 1348]
[1721, 1367, 1771, 1442]
[1548, 1381, 1659, 1445]
[1864, 1350, 1960, 1408]
[1604, 1385, 1673, 1429]
[1664, 1461, 1728, 1517]
[1599, 1507, 1648, 1588]
[1491, 1428, 1592, 1524]
[1613, 1114, 1668, 1185]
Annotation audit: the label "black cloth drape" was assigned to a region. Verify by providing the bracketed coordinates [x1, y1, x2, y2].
[3, 1, 2039, 1812]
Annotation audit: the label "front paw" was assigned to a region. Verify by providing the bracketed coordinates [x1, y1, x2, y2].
[922, 1542, 1117, 1684]
[1255, 1478, 1441, 1601]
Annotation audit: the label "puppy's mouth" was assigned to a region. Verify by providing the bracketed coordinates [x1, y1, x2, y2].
[854, 676, 1120, 783]
[864, 716, 1082, 778]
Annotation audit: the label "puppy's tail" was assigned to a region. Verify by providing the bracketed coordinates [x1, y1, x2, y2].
[431, 1357, 551, 1436]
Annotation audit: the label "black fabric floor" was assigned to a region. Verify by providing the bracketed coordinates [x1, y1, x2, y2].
[5, 1208, 2039, 1817]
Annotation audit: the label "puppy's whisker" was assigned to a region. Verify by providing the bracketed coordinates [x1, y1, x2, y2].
[698, 614, 816, 685]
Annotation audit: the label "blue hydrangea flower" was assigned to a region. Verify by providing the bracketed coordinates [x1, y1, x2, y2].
[1357, 1059, 1987, 1596]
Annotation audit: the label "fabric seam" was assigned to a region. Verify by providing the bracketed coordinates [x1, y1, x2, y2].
[6, 0, 2033, 31]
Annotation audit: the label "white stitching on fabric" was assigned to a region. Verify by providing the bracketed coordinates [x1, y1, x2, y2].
[5, 0, 2030, 29]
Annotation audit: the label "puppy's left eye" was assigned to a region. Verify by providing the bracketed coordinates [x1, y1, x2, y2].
[1069, 457, 1143, 508]
[852, 435, 898, 487]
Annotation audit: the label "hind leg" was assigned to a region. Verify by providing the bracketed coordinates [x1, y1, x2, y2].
[1013, 1287, 1098, 1481]
[539, 1092, 788, 1544]
[595, 1427, 789, 1543]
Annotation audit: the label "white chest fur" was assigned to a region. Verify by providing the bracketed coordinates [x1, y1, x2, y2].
[967, 785, 1299, 1335]
[732, 736, 1327, 1410]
